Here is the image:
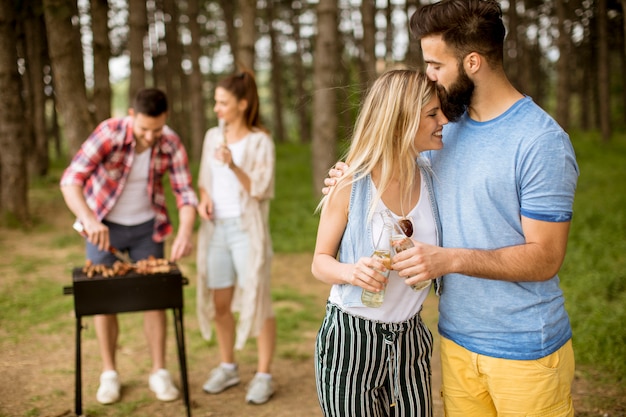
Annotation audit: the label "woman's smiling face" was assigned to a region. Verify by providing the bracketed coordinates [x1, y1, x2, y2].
[413, 95, 448, 153]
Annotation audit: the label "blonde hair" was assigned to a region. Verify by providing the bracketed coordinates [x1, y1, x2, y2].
[319, 70, 437, 219]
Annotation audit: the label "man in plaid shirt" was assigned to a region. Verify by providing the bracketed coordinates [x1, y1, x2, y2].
[60, 88, 198, 405]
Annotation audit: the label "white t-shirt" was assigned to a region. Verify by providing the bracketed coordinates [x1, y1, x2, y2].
[211, 137, 249, 219]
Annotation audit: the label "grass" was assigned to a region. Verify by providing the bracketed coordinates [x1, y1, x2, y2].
[560, 130, 626, 382]
[270, 142, 321, 253]
[1, 133, 625, 416]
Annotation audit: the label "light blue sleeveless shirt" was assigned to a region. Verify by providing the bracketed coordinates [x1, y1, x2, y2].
[425, 97, 579, 360]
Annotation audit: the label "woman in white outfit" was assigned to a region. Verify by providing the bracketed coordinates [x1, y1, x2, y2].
[196, 69, 276, 405]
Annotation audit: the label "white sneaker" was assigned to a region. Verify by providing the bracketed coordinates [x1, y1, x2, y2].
[149, 369, 179, 402]
[202, 366, 240, 394]
[96, 370, 120, 405]
[245, 374, 274, 404]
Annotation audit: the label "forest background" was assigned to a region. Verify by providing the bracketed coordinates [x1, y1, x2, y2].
[0, 0, 625, 416]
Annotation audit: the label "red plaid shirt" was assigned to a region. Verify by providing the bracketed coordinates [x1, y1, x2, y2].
[60, 116, 198, 242]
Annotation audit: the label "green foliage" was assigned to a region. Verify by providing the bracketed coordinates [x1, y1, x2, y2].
[271, 142, 320, 253]
[561, 131, 626, 382]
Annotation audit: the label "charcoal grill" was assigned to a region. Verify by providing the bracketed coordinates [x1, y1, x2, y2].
[63, 266, 191, 417]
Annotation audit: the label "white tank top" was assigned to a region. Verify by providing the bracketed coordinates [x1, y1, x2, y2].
[105, 149, 155, 225]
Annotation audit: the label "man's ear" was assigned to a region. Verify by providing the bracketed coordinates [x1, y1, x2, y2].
[464, 52, 481, 75]
[128, 108, 135, 117]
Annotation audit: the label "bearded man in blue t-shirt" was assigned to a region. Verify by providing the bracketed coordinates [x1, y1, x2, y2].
[395, 1, 578, 416]
[325, 1, 578, 416]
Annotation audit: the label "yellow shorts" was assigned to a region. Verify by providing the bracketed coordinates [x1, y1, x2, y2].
[440, 337, 575, 417]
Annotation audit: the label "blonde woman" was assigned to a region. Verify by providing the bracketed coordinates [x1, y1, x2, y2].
[196, 69, 276, 404]
[311, 70, 448, 416]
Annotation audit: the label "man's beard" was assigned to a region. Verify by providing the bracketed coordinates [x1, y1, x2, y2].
[438, 67, 474, 122]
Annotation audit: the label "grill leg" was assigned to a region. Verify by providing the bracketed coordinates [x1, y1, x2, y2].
[173, 308, 191, 417]
[75, 315, 83, 416]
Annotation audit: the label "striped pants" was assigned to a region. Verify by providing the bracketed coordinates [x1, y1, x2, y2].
[315, 302, 433, 417]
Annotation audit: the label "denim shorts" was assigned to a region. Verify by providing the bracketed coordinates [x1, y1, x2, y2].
[206, 217, 250, 289]
[86, 219, 163, 265]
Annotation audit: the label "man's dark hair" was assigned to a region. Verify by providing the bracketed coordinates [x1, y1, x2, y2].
[133, 88, 169, 117]
[410, 0, 505, 67]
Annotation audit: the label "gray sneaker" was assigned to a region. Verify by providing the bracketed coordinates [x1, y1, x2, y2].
[202, 366, 240, 394]
[245, 374, 274, 404]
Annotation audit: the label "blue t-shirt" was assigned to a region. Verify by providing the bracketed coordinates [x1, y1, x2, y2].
[426, 96, 579, 360]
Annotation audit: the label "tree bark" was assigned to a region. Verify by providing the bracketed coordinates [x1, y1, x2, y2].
[505, 0, 520, 91]
[149, 0, 167, 90]
[91, 0, 111, 122]
[0, 0, 30, 223]
[312, 0, 338, 198]
[576, 33, 596, 131]
[384, 0, 393, 65]
[22, 0, 50, 177]
[360, 0, 376, 88]
[237, 0, 256, 70]
[267, 0, 285, 142]
[128, 0, 147, 99]
[187, 0, 205, 160]
[621, 0, 626, 127]
[219, 0, 238, 66]
[405, 0, 422, 69]
[291, 0, 311, 143]
[555, 0, 570, 130]
[162, 0, 186, 144]
[42, 0, 94, 157]
[597, 0, 611, 141]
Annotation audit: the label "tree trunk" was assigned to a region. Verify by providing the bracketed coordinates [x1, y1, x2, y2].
[91, 0, 111, 122]
[360, 0, 376, 88]
[162, 0, 186, 145]
[128, 0, 147, 99]
[312, 0, 338, 198]
[579, 44, 592, 131]
[385, 0, 393, 65]
[187, 0, 205, 160]
[237, 0, 256, 70]
[522, 35, 544, 108]
[555, 0, 570, 130]
[589, 13, 601, 131]
[150, 0, 167, 90]
[597, 0, 611, 141]
[0, 0, 30, 224]
[405, 0, 422, 69]
[505, 0, 520, 91]
[42, 0, 94, 157]
[291, 0, 311, 143]
[267, 0, 285, 142]
[22, 0, 50, 177]
[621, 0, 626, 127]
[219, 0, 238, 67]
